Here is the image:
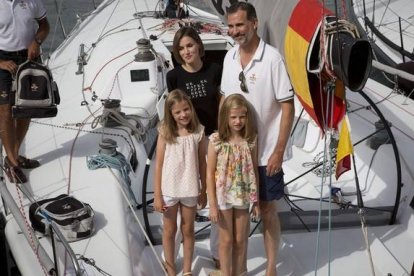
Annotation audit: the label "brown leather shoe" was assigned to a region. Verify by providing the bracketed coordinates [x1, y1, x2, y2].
[4, 157, 27, 184]
[17, 155, 40, 169]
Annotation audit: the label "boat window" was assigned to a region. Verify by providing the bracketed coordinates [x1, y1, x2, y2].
[130, 69, 150, 82]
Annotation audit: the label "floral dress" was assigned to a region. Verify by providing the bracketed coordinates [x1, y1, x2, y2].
[210, 132, 257, 207]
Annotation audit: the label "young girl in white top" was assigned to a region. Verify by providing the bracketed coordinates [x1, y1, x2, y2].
[154, 89, 207, 276]
[207, 94, 260, 276]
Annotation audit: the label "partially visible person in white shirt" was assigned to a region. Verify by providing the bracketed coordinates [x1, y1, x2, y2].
[0, 0, 50, 184]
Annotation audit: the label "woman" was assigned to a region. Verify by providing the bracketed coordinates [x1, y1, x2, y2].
[166, 26, 222, 137]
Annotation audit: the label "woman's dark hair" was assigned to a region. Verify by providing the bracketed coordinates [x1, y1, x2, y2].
[172, 27, 205, 65]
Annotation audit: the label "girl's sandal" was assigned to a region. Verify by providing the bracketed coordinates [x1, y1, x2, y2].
[208, 271, 222, 276]
[212, 257, 220, 269]
[183, 273, 192, 276]
[162, 260, 169, 275]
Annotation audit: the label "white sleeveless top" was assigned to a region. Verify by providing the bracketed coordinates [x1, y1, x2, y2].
[161, 126, 204, 198]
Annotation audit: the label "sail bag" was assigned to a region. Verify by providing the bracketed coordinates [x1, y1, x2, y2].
[12, 60, 60, 118]
[29, 194, 94, 242]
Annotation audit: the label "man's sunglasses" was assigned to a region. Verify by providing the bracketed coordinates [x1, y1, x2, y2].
[239, 71, 248, 93]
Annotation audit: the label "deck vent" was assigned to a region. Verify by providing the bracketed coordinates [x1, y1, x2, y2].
[135, 39, 155, 62]
[369, 120, 392, 150]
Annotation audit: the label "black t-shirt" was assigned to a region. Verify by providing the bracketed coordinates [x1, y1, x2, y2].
[166, 62, 222, 135]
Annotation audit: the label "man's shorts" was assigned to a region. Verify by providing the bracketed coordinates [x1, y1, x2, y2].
[258, 166, 285, 201]
[163, 195, 198, 207]
[0, 49, 28, 105]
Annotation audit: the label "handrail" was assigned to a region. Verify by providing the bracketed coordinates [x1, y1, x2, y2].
[358, 90, 402, 225]
[142, 134, 158, 244]
[49, 221, 82, 275]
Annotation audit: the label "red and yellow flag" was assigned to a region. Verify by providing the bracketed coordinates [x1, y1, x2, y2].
[336, 116, 353, 179]
[285, 0, 346, 131]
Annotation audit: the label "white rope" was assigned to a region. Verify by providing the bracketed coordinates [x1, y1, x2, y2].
[372, 60, 414, 82]
[313, 133, 329, 276]
[360, 211, 376, 276]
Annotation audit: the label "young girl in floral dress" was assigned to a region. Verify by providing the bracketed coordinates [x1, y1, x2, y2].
[207, 94, 260, 276]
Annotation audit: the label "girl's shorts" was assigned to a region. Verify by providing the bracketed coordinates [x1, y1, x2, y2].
[218, 202, 250, 211]
[163, 196, 198, 207]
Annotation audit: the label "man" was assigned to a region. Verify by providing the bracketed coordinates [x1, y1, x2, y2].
[220, 2, 294, 275]
[0, 0, 50, 183]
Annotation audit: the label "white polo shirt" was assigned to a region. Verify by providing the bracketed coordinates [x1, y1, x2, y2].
[221, 39, 294, 166]
[0, 0, 47, 51]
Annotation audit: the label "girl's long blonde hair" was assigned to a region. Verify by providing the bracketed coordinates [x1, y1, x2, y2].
[160, 89, 200, 143]
[218, 94, 256, 143]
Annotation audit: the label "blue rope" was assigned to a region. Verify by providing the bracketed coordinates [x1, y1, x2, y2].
[87, 152, 131, 184]
[87, 152, 138, 205]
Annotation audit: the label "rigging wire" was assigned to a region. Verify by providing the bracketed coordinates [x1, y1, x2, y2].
[31, 120, 137, 161]
[314, 0, 356, 274]
[83, 47, 137, 93]
[97, 0, 122, 41]
[77, 255, 112, 275]
[67, 112, 99, 194]
[46, 0, 66, 61]
[348, 98, 414, 142]
[313, 1, 340, 274]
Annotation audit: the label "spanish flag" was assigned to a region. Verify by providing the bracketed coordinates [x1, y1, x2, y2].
[284, 0, 346, 131]
[336, 115, 353, 179]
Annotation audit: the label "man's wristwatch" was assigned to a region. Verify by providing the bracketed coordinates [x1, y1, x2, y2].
[35, 37, 42, 45]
